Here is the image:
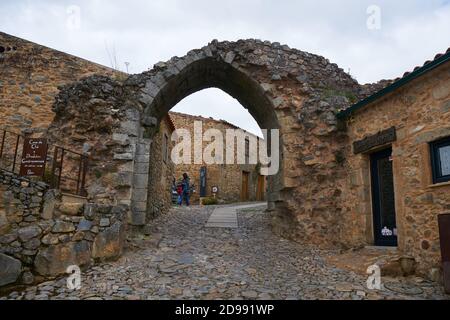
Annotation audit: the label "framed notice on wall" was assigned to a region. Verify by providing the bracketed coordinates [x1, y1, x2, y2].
[19, 138, 48, 177]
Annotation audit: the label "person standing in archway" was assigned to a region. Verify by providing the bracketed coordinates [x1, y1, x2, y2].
[182, 173, 190, 206]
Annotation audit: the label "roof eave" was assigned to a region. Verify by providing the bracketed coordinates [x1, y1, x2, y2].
[337, 51, 450, 120]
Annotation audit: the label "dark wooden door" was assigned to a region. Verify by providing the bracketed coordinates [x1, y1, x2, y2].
[241, 171, 249, 201]
[256, 175, 265, 201]
[370, 148, 398, 247]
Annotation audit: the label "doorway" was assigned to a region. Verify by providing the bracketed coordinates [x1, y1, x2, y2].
[241, 171, 250, 202]
[370, 147, 398, 247]
[256, 175, 265, 201]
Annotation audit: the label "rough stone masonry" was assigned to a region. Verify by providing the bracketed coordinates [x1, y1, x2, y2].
[47, 39, 385, 248]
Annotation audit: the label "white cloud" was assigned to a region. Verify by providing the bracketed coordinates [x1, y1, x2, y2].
[1, 0, 449, 134]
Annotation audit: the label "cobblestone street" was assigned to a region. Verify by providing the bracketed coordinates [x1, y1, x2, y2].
[2, 204, 449, 300]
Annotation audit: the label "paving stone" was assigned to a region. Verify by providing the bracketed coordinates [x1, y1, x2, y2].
[3, 205, 448, 300]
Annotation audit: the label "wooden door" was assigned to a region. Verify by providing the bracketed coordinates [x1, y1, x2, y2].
[256, 175, 265, 201]
[241, 171, 249, 201]
[370, 147, 398, 247]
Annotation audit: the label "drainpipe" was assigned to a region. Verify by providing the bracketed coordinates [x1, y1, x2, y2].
[438, 213, 450, 294]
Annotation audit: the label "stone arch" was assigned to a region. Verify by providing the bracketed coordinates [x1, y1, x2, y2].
[49, 39, 365, 248]
[124, 50, 286, 228]
[138, 57, 280, 130]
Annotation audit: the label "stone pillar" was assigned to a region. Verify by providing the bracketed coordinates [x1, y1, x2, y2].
[130, 137, 151, 226]
[128, 114, 156, 226]
[112, 108, 141, 225]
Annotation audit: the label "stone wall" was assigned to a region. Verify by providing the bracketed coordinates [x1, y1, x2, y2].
[47, 75, 153, 227]
[340, 62, 450, 277]
[0, 169, 127, 290]
[0, 32, 118, 135]
[169, 111, 264, 204]
[147, 116, 175, 218]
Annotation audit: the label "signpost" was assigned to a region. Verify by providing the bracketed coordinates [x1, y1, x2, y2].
[19, 138, 48, 177]
[211, 186, 219, 199]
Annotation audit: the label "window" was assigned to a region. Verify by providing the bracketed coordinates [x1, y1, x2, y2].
[245, 137, 250, 164]
[430, 137, 450, 184]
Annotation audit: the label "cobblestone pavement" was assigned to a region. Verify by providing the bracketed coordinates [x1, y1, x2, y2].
[2, 204, 449, 300]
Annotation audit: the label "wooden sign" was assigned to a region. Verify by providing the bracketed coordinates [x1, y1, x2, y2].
[19, 138, 48, 177]
[353, 127, 396, 155]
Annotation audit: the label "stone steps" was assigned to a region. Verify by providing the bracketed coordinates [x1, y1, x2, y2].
[205, 202, 266, 229]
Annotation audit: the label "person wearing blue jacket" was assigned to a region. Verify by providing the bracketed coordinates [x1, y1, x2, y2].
[181, 173, 190, 206]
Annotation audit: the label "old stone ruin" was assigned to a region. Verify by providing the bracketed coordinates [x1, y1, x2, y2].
[1, 35, 449, 292]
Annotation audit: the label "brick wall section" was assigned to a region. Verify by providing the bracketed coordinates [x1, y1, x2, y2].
[341, 62, 450, 277]
[169, 112, 265, 204]
[0, 32, 117, 135]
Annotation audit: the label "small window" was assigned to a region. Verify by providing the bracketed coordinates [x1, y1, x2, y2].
[430, 137, 450, 184]
[245, 137, 250, 164]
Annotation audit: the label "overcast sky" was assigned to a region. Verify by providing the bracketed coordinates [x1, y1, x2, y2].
[1, 0, 449, 136]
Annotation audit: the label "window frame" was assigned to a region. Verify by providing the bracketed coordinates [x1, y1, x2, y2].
[430, 136, 450, 184]
[245, 137, 250, 164]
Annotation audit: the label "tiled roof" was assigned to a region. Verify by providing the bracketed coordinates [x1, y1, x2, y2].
[395, 47, 450, 80]
[338, 47, 450, 118]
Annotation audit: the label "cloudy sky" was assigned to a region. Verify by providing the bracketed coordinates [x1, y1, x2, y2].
[1, 0, 449, 136]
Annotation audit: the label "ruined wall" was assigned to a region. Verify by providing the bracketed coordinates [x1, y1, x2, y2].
[147, 116, 175, 218]
[341, 63, 450, 277]
[169, 112, 262, 204]
[0, 168, 127, 289]
[0, 32, 117, 135]
[47, 75, 158, 226]
[0, 32, 174, 227]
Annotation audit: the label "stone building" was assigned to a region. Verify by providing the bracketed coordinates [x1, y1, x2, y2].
[169, 111, 266, 204]
[0, 31, 118, 135]
[337, 50, 450, 276]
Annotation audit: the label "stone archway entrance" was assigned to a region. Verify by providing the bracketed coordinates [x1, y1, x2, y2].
[48, 39, 362, 248]
[124, 48, 284, 229]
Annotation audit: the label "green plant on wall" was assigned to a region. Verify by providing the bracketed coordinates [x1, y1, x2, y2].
[252, 162, 262, 180]
[42, 167, 57, 187]
[255, 162, 261, 174]
[202, 197, 218, 205]
[94, 169, 102, 179]
[321, 87, 357, 104]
